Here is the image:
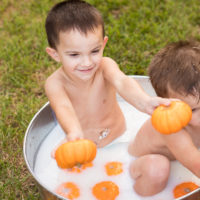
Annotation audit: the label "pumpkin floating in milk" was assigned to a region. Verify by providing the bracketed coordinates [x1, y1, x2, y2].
[56, 182, 80, 199]
[92, 181, 119, 200]
[55, 139, 97, 168]
[151, 101, 192, 134]
[173, 182, 199, 198]
[105, 161, 123, 176]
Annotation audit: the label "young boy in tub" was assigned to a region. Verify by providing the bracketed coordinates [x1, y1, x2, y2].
[128, 40, 200, 196]
[44, 0, 171, 148]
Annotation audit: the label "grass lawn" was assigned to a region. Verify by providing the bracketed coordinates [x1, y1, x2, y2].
[0, 0, 200, 199]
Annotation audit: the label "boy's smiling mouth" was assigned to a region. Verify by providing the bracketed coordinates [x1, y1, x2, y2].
[78, 67, 94, 73]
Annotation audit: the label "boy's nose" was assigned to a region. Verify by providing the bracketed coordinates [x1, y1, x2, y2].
[81, 56, 92, 67]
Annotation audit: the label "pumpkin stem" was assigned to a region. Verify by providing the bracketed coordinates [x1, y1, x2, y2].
[76, 163, 82, 168]
[184, 188, 191, 193]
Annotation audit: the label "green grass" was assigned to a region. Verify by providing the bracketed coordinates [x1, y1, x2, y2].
[0, 0, 200, 199]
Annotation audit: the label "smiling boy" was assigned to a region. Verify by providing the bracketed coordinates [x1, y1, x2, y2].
[44, 0, 170, 147]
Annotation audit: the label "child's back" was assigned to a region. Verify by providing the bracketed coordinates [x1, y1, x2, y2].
[128, 40, 200, 196]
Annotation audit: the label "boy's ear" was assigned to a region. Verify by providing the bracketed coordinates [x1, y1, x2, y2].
[46, 47, 60, 62]
[103, 36, 108, 49]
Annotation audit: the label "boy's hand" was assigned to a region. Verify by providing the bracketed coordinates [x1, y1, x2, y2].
[146, 97, 178, 115]
[51, 131, 84, 158]
[67, 131, 84, 141]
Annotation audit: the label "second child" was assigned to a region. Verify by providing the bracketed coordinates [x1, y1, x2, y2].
[129, 40, 200, 196]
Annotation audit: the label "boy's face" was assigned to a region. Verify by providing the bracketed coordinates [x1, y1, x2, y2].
[169, 90, 200, 128]
[47, 26, 108, 81]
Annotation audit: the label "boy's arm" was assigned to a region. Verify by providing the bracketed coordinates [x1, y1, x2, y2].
[45, 77, 83, 141]
[162, 130, 200, 178]
[101, 57, 170, 115]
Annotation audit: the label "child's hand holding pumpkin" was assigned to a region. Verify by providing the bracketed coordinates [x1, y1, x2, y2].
[144, 96, 172, 115]
[55, 139, 97, 169]
[151, 101, 192, 134]
[51, 130, 84, 158]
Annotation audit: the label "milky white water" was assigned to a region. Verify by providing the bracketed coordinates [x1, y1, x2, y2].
[34, 100, 200, 200]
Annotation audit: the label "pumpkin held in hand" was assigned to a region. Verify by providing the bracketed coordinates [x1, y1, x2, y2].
[151, 101, 192, 134]
[55, 139, 97, 168]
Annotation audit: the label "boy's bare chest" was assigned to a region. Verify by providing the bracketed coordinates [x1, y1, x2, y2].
[65, 79, 116, 121]
[63, 79, 125, 147]
[74, 91, 112, 117]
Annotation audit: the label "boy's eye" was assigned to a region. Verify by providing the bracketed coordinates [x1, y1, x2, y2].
[92, 49, 100, 54]
[191, 108, 199, 112]
[69, 53, 79, 57]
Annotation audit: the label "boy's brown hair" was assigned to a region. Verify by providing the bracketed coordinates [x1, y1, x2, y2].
[45, 0, 105, 49]
[148, 40, 200, 99]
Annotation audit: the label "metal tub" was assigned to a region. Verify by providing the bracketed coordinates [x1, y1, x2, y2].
[23, 75, 200, 200]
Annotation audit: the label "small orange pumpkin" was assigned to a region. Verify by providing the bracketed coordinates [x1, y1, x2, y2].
[92, 181, 119, 200]
[55, 139, 97, 168]
[151, 101, 192, 134]
[173, 182, 199, 198]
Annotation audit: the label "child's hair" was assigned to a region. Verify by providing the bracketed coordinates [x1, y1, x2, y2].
[45, 0, 105, 49]
[148, 40, 200, 99]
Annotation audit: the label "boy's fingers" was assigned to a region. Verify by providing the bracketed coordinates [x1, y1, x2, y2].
[67, 134, 77, 141]
[170, 98, 181, 102]
[67, 134, 83, 141]
[160, 99, 171, 106]
[158, 97, 180, 107]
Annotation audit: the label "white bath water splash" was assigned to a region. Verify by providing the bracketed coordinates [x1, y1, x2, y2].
[34, 100, 200, 200]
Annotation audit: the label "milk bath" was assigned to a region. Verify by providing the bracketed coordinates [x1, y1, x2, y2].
[34, 100, 200, 200]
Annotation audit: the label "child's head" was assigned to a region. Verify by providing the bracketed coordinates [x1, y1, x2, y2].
[45, 0, 105, 50]
[148, 40, 200, 100]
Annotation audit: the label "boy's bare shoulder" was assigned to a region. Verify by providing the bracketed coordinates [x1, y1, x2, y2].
[101, 57, 119, 68]
[46, 67, 65, 84]
[101, 57, 125, 85]
[44, 68, 66, 96]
